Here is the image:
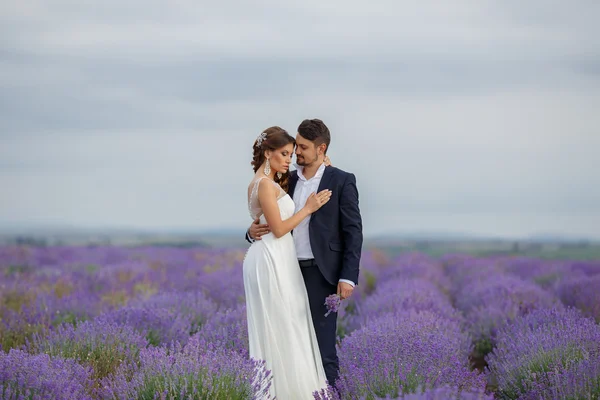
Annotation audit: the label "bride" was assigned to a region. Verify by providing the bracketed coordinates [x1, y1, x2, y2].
[243, 126, 332, 399]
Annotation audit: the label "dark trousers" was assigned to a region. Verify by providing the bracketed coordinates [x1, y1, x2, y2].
[299, 260, 339, 386]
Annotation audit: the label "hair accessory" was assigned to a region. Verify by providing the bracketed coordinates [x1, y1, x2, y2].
[255, 132, 267, 147]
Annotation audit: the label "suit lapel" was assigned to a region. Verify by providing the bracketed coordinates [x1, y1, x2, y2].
[308, 166, 333, 226]
[288, 171, 299, 237]
[288, 171, 299, 198]
[317, 166, 333, 193]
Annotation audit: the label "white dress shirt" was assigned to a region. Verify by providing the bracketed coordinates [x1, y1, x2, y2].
[293, 163, 355, 287]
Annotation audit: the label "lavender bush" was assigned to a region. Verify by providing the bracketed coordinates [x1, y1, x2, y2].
[132, 291, 219, 335]
[486, 307, 600, 399]
[30, 318, 148, 381]
[0, 349, 94, 399]
[102, 334, 272, 399]
[195, 304, 249, 354]
[348, 278, 464, 332]
[556, 274, 600, 321]
[379, 254, 451, 294]
[315, 385, 493, 400]
[335, 310, 485, 399]
[0, 306, 51, 352]
[397, 386, 493, 400]
[452, 269, 561, 361]
[567, 260, 600, 277]
[97, 306, 190, 346]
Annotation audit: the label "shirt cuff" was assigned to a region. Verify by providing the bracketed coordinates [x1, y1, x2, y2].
[246, 230, 255, 243]
[339, 279, 355, 287]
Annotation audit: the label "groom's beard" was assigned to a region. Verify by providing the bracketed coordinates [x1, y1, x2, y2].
[296, 154, 319, 167]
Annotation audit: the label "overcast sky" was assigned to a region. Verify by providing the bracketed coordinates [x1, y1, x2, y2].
[1, 1, 599, 239]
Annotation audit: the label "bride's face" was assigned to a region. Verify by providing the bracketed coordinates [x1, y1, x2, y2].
[266, 143, 294, 174]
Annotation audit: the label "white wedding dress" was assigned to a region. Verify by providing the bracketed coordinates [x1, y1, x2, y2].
[243, 177, 328, 399]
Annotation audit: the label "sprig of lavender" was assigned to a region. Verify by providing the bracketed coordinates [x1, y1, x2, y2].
[325, 294, 342, 317]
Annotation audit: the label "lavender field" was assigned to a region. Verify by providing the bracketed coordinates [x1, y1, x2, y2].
[1, 246, 599, 399]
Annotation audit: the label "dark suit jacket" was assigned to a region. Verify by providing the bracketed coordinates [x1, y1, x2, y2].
[288, 166, 363, 286]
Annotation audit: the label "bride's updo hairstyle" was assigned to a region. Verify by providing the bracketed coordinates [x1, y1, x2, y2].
[251, 126, 296, 193]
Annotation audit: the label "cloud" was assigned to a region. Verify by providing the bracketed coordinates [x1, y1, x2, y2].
[0, 1, 599, 238]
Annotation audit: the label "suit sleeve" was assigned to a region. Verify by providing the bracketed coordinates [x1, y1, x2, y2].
[245, 230, 255, 244]
[339, 173, 363, 284]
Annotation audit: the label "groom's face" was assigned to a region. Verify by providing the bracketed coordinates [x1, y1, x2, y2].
[295, 134, 321, 167]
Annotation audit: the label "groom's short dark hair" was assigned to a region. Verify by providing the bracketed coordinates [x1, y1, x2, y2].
[297, 119, 331, 153]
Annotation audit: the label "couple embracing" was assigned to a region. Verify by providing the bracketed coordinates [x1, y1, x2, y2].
[243, 119, 363, 398]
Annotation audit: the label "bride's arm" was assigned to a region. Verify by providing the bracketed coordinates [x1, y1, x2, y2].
[258, 179, 331, 238]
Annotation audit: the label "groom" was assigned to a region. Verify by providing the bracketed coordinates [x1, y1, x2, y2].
[246, 118, 363, 386]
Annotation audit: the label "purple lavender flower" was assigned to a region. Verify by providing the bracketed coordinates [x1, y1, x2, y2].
[486, 306, 600, 399]
[325, 294, 342, 317]
[0, 349, 94, 399]
[30, 317, 148, 381]
[313, 385, 494, 399]
[380, 254, 451, 291]
[0, 306, 51, 352]
[195, 304, 249, 354]
[499, 257, 569, 289]
[131, 291, 219, 335]
[336, 310, 485, 398]
[347, 278, 464, 332]
[556, 274, 600, 321]
[567, 260, 600, 277]
[397, 386, 494, 399]
[197, 265, 247, 308]
[98, 305, 190, 347]
[102, 334, 272, 399]
[539, 357, 600, 399]
[452, 268, 561, 361]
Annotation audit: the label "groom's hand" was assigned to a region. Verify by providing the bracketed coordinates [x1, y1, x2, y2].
[249, 218, 270, 240]
[337, 281, 354, 300]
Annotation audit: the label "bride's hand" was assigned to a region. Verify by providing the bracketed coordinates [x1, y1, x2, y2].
[324, 155, 332, 167]
[305, 190, 332, 213]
